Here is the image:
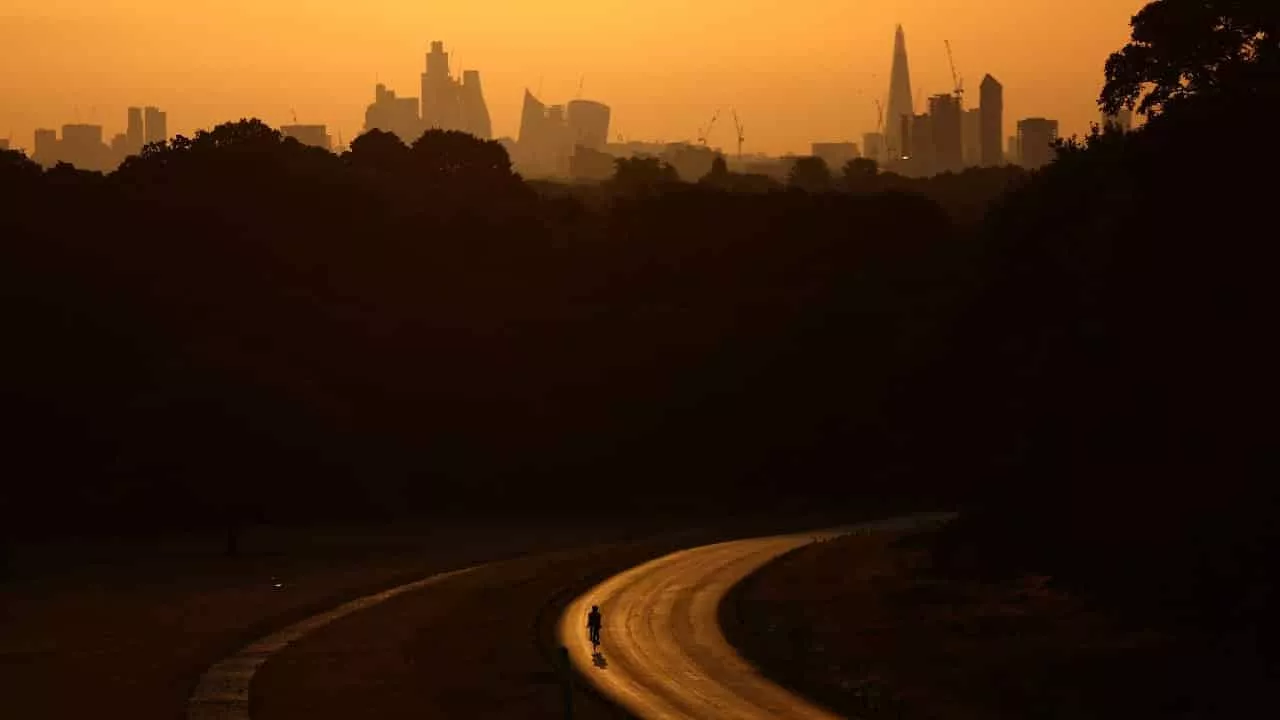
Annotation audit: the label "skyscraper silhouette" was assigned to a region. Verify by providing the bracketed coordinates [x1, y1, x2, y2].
[928, 93, 962, 174]
[566, 100, 610, 151]
[1016, 117, 1059, 169]
[365, 83, 425, 144]
[126, 107, 144, 154]
[979, 74, 1004, 167]
[143, 107, 167, 145]
[885, 24, 914, 160]
[419, 41, 492, 139]
[422, 41, 463, 131]
[460, 70, 493, 140]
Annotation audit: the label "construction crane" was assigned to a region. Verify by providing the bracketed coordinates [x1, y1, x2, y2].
[732, 109, 745, 159]
[291, 108, 298, 123]
[576, 75, 585, 99]
[696, 108, 720, 147]
[945, 40, 964, 105]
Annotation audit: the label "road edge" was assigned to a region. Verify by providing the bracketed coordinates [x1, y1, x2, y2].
[186, 564, 484, 720]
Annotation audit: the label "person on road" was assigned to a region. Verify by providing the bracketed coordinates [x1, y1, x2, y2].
[587, 604, 603, 648]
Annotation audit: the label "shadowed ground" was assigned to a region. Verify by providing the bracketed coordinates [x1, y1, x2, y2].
[245, 511, 889, 719]
[719, 525, 1264, 719]
[1, 519, 680, 720]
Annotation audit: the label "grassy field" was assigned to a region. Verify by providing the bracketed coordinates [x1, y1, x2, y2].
[720, 528, 1218, 720]
[0, 517, 694, 720]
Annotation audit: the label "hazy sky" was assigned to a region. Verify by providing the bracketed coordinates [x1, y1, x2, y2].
[2, 1, 1145, 155]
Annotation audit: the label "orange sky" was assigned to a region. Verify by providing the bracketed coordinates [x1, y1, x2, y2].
[2, 1, 1145, 156]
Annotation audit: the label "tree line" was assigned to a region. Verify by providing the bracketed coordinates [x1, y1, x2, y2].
[0, 121, 1019, 536]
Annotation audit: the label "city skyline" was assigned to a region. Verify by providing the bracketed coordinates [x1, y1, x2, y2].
[2, 1, 1144, 155]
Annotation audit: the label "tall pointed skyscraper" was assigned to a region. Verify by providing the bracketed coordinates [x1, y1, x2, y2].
[885, 24, 914, 159]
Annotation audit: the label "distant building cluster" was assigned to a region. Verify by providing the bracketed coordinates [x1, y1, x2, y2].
[17, 29, 1101, 178]
[361, 39, 615, 178]
[30, 106, 166, 171]
[362, 40, 492, 145]
[864, 25, 1066, 176]
[515, 92, 612, 177]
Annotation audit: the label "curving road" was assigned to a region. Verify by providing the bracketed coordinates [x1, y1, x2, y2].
[558, 514, 949, 719]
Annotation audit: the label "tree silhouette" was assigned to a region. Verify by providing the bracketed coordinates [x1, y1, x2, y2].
[409, 129, 518, 181]
[841, 157, 879, 190]
[0, 148, 41, 181]
[609, 156, 680, 194]
[701, 155, 730, 184]
[346, 128, 409, 174]
[192, 118, 283, 150]
[1100, 0, 1280, 117]
[787, 156, 833, 192]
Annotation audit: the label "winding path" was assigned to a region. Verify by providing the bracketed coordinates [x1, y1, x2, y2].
[558, 514, 945, 719]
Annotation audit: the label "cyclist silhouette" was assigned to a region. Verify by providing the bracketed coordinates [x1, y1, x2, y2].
[586, 605, 602, 649]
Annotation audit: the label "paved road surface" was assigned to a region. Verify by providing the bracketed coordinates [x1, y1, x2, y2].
[558, 514, 948, 719]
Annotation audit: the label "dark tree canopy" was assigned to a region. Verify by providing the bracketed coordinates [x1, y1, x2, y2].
[1101, 0, 1280, 116]
[346, 128, 409, 172]
[787, 156, 833, 193]
[1, 148, 41, 181]
[409, 129, 519, 182]
[609, 155, 680, 193]
[703, 155, 729, 182]
[841, 157, 879, 189]
[191, 117, 283, 151]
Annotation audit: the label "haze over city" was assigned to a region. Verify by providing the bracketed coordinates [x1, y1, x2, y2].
[3, 0, 1144, 154]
